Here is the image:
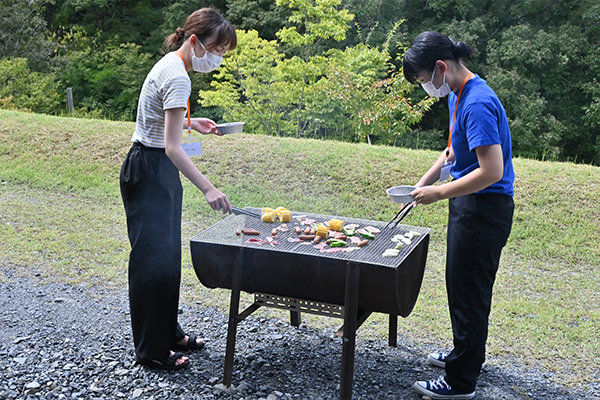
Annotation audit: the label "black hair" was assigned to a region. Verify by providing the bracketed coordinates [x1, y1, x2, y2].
[402, 31, 473, 84]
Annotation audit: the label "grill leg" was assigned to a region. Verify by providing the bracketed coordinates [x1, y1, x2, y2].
[389, 314, 398, 347]
[340, 262, 359, 400]
[224, 248, 244, 387]
[290, 310, 301, 327]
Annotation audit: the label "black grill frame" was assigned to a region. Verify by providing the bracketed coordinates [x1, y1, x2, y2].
[190, 208, 432, 400]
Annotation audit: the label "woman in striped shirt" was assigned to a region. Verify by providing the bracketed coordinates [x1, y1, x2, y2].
[120, 8, 236, 370]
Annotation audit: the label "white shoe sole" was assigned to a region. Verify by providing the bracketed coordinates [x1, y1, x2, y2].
[413, 381, 475, 399]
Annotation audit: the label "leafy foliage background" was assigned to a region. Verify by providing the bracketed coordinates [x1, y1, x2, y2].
[1, 0, 598, 164]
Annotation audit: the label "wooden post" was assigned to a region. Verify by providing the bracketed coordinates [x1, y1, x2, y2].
[67, 88, 73, 114]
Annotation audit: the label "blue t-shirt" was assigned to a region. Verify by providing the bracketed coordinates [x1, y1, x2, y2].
[448, 75, 514, 197]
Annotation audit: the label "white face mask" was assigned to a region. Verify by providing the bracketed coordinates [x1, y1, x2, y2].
[421, 66, 452, 97]
[191, 40, 223, 73]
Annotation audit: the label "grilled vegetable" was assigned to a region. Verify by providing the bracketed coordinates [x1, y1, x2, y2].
[359, 230, 375, 240]
[330, 239, 347, 247]
[275, 206, 286, 215]
[261, 211, 277, 223]
[316, 225, 328, 238]
[382, 248, 400, 257]
[261, 207, 274, 214]
[342, 227, 355, 236]
[279, 209, 291, 222]
[328, 218, 345, 232]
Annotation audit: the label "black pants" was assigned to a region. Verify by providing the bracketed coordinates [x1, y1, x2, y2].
[444, 193, 514, 392]
[120, 142, 185, 362]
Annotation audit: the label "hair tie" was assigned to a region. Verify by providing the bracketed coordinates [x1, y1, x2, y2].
[176, 27, 185, 39]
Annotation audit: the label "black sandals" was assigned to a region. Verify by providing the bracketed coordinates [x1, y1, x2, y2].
[137, 351, 190, 371]
[174, 333, 205, 352]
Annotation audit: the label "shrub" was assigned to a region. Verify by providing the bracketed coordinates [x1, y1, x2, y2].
[0, 58, 63, 115]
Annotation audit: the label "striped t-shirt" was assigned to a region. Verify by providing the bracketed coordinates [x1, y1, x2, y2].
[131, 52, 190, 148]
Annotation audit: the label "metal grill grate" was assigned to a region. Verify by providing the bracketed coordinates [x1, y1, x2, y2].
[192, 208, 430, 269]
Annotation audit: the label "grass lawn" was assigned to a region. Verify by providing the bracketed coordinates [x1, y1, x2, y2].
[1, 109, 598, 390]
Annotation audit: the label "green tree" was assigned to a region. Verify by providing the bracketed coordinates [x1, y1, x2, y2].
[53, 28, 153, 120]
[274, 0, 355, 137]
[0, 0, 53, 70]
[200, 1, 432, 145]
[200, 0, 356, 138]
[0, 58, 62, 114]
[199, 30, 291, 136]
[226, 0, 291, 41]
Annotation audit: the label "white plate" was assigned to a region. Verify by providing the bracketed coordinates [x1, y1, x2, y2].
[386, 185, 416, 204]
[216, 122, 244, 134]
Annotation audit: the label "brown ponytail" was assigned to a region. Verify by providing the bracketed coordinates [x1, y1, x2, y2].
[162, 8, 237, 52]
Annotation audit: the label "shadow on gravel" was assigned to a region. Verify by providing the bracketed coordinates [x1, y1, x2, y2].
[0, 270, 591, 400]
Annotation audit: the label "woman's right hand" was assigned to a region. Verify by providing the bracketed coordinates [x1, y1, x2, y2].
[205, 187, 232, 214]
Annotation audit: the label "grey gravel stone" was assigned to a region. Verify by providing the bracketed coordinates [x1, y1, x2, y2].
[25, 381, 41, 390]
[0, 268, 595, 400]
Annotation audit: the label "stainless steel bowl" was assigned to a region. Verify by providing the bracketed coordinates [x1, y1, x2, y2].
[217, 122, 245, 134]
[386, 185, 416, 204]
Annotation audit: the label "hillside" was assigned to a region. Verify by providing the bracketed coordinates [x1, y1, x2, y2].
[1, 109, 598, 390]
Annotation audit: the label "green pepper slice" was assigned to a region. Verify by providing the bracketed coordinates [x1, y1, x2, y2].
[342, 227, 355, 236]
[359, 231, 375, 240]
[330, 239, 347, 247]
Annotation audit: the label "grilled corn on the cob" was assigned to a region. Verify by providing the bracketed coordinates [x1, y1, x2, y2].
[316, 225, 328, 238]
[328, 218, 344, 232]
[279, 209, 291, 222]
[261, 211, 277, 223]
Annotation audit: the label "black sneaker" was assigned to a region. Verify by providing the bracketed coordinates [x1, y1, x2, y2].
[413, 376, 475, 399]
[427, 351, 450, 368]
[427, 351, 487, 369]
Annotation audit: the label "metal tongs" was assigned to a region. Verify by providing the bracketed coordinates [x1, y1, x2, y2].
[384, 202, 414, 229]
[231, 206, 262, 219]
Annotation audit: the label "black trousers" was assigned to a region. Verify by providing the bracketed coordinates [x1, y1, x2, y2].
[120, 142, 186, 362]
[444, 193, 514, 392]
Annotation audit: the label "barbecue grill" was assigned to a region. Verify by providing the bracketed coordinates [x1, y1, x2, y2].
[190, 208, 430, 399]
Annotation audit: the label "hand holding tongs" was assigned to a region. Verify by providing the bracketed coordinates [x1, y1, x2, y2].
[231, 206, 262, 219]
[385, 202, 414, 229]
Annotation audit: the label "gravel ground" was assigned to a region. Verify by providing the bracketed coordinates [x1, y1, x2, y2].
[1, 267, 596, 400]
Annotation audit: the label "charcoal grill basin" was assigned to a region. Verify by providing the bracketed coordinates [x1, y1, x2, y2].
[190, 210, 430, 317]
